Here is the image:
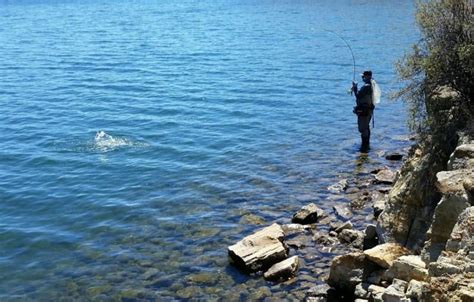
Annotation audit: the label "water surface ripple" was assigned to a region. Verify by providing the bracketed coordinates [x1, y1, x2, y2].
[0, 0, 417, 300]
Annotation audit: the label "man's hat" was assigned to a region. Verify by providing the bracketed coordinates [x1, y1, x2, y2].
[362, 70, 372, 77]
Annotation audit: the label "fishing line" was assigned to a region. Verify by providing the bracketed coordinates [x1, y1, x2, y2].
[323, 29, 356, 82]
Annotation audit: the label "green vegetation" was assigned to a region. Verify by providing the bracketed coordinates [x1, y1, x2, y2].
[395, 0, 473, 136]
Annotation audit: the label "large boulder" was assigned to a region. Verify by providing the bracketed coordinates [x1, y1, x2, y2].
[327, 252, 378, 292]
[292, 203, 327, 224]
[447, 144, 474, 170]
[436, 169, 474, 194]
[228, 223, 288, 272]
[445, 206, 474, 253]
[421, 194, 470, 262]
[263, 256, 299, 282]
[364, 243, 410, 269]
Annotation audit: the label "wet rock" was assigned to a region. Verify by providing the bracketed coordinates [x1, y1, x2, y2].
[382, 279, 408, 302]
[364, 243, 410, 269]
[282, 223, 313, 236]
[228, 223, 288, 272]
[306, 283, 331, 298]
[330, 221, 353, 233]
[313, 231, 338, 246]
[363, 224, 378, 250]
[445, 206, 474, 253]
[385, 153, 404, 161]
[333, 204, 352, 220]
[292, 203, 328, 224]
[338, 229, 364, 247]
[374, 169, 396, 184]
[263, 256, 299, 282]
[372, 192, 387, 219]
[328, 179, 349, 192]
[287, 233, 311, 249]
[385, 255, 428, 282]
[327, 252, 378, 292]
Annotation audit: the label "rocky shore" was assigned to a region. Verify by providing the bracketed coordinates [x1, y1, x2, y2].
[228, 91, 474, 301]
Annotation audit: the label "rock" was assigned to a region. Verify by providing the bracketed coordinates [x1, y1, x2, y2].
[292, 203, 328, 224]
[327, 252, 378, 292]
[386, 153, 404, 161]
[363, 224, 378, 250]
[282, 223, 313, 235]
[354, 283, 370, 299]
[263, 256, 299, 282]
[228, 223, 288, 272]
[365, 224, 377, 241]
[464, 179, 474, 203]
[239, 213, 265, 225]
[375, 169, 396, 184]
[328, 179, 349, 192]
[364, 243, 410, 269]
[354, 300, 369, 302]
[385, 255, 428, 282]
[445, 206, 474, 253]
[436, 169, 474, 194]
[447, 144, 474, 170]
[306, 283, 331, 298]
[330, 221, 353, 233]
[428, 261, 463, 277]
[338, 229, 364, 246]
[313, 231, 338, 246]
[421, 194, 470, 262]
[406, 279, 425, 300]
[372, 192, 387, 219]
[368, 284, 386, 301]
[346, 187, 360, 194]
[382, 279, 408, 302]
[333, 204, 352, 220]
[367, 270, 385, 285]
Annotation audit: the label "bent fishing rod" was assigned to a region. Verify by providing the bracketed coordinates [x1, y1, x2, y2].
[323, 29, 356, 84]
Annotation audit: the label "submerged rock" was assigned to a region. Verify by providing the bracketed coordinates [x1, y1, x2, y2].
[292, 203, 327, 224]
[228, 223, 288, 273]
[333, 204, 352, 220]
[364, 243, 410, 269]
[263, 255, 299, 282]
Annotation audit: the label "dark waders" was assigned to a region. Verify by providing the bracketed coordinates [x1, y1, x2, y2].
[358, 111, 372, 149]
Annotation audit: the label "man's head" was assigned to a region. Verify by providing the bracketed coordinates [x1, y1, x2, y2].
[361, 70, 372, 83]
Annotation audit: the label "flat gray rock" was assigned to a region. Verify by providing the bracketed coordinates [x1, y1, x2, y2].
[228, 223, 288, 272]
[375, 169, 396, 184]
[263, 255, 299, 281]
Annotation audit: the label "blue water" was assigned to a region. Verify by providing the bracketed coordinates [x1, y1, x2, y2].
[0, 0, 417, 300]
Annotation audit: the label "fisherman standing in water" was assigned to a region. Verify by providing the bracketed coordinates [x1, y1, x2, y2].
[352, 70, 375, 151]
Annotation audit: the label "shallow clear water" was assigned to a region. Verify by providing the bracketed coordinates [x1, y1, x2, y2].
[0, 0, 417, 300]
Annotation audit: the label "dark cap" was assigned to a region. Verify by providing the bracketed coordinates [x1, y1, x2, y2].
[362, 70, 372, 77]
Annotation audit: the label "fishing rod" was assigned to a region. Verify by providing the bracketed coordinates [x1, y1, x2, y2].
[323, 29, 356, 83]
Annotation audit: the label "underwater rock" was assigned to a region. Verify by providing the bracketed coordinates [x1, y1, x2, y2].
[228, 223, 288, 273]
[333, 204, 352, 220]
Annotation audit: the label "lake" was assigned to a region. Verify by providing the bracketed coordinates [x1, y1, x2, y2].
[0, 0, 417, 300]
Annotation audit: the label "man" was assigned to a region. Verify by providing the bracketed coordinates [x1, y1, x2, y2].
[352, 70, 374, 150]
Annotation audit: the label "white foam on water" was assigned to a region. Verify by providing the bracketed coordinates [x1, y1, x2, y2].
[93, 131, 146, 153]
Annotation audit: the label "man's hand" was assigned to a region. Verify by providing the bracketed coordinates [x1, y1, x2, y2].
[352, 81, 358, 92]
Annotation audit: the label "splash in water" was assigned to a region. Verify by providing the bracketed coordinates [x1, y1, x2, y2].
[93, 131, 140, 152]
